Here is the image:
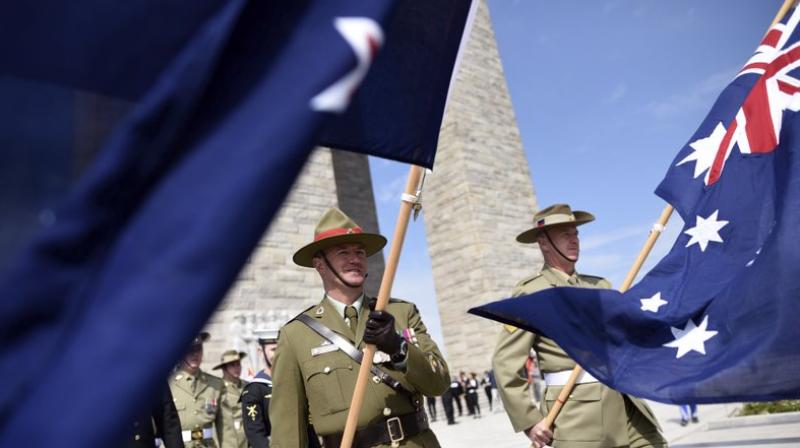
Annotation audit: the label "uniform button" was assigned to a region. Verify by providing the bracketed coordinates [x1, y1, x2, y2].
[134, 435, 140, 441]
[383, 408, 392, 416]
[323, 367, 331, 374]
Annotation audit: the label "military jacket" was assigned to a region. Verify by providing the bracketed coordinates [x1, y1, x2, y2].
[169, 369, 226, 448]
[493, 266, 665, 448]
[269, 296, 450, 447]
[220, 378, 248, 448]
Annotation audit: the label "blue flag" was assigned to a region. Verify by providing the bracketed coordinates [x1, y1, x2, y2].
[0, 1, 474, 446]
[470, 8, 800, 404]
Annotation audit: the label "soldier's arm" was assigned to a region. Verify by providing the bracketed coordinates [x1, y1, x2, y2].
[157, 386, 185, 448]
[268, 328, 309, 448]
[397, 304, 450, 396]
[241, 384, 269, 448]
[215, 382, 225, 447]
[492, 324, 542, 433]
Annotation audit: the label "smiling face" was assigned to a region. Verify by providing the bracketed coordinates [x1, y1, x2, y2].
[313, 242, 368, 289]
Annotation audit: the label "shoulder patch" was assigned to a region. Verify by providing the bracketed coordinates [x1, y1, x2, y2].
[503, 324, 518, 333]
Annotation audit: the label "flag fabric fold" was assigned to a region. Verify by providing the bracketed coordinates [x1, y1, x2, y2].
[470, 7, 800, 404]
[0, 1, 473, 446]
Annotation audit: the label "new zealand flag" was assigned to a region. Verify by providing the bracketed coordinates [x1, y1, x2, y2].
[471, 8, 800, 404]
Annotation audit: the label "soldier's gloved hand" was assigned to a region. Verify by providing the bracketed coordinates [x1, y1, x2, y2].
[363, 310, 404, 356]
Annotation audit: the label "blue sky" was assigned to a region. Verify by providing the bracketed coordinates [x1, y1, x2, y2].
[368, 1, 781, 350]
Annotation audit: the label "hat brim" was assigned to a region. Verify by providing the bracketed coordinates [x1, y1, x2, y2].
[212, 352, 247, 370]
[516, 211, 595, 244]
[292, 233, 386, 267]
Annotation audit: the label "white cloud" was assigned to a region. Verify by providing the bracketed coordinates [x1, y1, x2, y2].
[581, 224, 649, 250]
[604, 83, 628, 104]
[645, 69, 735, 118]
[376, 174, 408, 204]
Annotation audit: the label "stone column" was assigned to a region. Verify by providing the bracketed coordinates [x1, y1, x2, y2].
[423, 0, 542, 375]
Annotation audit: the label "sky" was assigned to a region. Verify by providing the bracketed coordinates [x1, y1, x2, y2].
[367, 0, 783, 351]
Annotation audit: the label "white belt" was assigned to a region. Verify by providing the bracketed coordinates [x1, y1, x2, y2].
[544, 369, 598, 386]
[181, 428, 213, 442]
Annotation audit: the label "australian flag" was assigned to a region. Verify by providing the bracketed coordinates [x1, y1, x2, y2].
[0, 1, 474, 446]
[470, 7, 800, 404]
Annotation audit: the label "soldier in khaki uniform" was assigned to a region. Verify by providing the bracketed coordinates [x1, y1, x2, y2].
[169, 332, 226, 448]
[493, 204, 667, 448]
[269, 208, 450, 447]
[213, 350, 249, 448]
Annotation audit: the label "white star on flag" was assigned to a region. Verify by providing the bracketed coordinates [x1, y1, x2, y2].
[663, 315, 719, 359]
[685, 210, 729, 251]
[677, 122, 727, 181]
[640, 292, 668, 313]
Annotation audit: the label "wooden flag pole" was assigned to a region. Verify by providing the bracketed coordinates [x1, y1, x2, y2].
[340, 165, 425, 448]
[530, 3, 796, 446]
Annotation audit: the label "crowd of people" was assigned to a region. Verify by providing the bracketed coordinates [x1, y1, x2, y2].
[425, 370, 498, 425]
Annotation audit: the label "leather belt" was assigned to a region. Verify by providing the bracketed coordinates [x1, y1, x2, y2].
[321, 410, 428, 448]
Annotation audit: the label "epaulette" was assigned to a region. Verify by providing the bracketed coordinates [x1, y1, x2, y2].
[288, 304, 318, 323]
[515, 273, 544, 288]
[579, 273, 605, 280]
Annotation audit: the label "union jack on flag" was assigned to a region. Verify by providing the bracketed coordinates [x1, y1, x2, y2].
[659, 7, 800, 215]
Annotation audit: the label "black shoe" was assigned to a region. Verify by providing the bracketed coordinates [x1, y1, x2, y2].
[692, 416, 699, 423]
[680, 419, 688, 427]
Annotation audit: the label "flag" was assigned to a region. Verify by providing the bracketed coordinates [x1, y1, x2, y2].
[0, 1, 474, 446]
[470, 7, 800, 404]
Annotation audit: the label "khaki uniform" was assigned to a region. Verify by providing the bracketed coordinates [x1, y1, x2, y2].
[220, 378, 248, 448]
[269, 296, 450, 447]
[169, 369, 226, 448]
[493, 266, 667, 448]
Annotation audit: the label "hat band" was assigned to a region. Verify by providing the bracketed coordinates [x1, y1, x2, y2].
[536, 213, 576, 227]
[314, 226, 363, 241]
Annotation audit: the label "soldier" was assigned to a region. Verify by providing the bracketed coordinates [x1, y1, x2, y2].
[493, 204, 667, 448]
[213, 350, 248, 448]
[169, 332, 226, 448]
[269, 207, 450, 447]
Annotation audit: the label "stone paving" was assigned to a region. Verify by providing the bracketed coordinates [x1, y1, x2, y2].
[425, 394, 800, 447]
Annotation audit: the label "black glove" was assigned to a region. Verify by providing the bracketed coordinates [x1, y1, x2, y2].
[363, 310, 405, 357]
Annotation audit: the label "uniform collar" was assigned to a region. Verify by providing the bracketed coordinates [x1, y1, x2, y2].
[324, 293, 365, 318]
[542, 264, 581, 285]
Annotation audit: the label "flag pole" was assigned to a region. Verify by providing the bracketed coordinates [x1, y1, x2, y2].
[340, 164, 425, 448]
[530, 4, 795, 444]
